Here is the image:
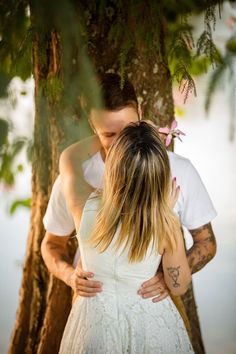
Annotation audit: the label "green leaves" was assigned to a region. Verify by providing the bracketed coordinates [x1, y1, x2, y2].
[10, 197, 31, 214]
[0, 134, 31, 186]
[196, 30, 222, 68]
[0, 72, 12, 97]
[226, 37, 236, 54]
[0, 119, 9, 148]
[0, 1, 32, 92]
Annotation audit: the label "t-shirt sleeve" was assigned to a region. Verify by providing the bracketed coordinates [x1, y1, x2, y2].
[180, 161, 217, 230]
[43, 175, 75, 236]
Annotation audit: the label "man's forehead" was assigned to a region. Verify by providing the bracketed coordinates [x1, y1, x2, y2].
[95, 119, 129, 134]
[90, 107, 138, 126]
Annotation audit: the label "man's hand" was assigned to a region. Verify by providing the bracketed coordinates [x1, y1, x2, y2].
[137, 271, 169, 303]
[41, 232, 102, 297]
[67, 259, 103, 297]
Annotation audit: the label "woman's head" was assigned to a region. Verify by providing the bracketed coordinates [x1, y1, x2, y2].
[104, 121, 170, 208]
[91, 121, 178, 262]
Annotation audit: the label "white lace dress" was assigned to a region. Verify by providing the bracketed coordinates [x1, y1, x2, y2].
[59, 195, 194, 354]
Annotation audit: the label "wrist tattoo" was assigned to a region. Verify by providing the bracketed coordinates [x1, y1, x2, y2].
[167, 266, 180, 288]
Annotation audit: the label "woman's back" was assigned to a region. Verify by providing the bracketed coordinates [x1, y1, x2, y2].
[59, 194, 194, 354]
[78, 194, 162, 296]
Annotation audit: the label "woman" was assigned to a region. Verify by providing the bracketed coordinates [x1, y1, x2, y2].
[59, 122, 194, 353]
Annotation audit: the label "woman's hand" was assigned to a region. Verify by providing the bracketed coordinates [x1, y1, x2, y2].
[168, 177, 180, 209]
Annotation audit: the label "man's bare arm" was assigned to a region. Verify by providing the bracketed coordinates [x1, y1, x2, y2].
[59, 135, 100, 229]
[187, 222, 217, 274]
[138, 222, 216, 301]
[41, 232, 75, 285]
[41, 232, 102, 296]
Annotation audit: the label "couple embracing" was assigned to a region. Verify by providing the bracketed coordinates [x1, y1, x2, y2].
[42, 73, 217, 353]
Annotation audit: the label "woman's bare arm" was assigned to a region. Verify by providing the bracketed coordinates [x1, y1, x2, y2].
[162, 225, 191, 296]
[161, 180, 191, 296]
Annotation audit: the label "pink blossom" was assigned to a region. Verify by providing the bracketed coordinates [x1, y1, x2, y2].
[158, 120, 185, 147]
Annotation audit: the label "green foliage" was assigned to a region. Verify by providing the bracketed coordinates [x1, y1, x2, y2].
[188, 56, 213, 75]
[0, 0, 227, 108]
[0, 115, 32, 189]
[0, 0, 234, 208]
[83, 0, 224, 103]
[204, 0, 236, 140]
[196, 30, 221, 68]
[0, 118, 9, 148]
[0, 72, 12, 97]
[167, 20, 195, 102]
[226, 38, 236, 54]
[167, 4, 225, 103]
[0, 0, 32, 96]
[205, 58, 228, 113]
[174, 64, 197, 103]
[26, 139, 34, 162]
[10, 197, 31, 214]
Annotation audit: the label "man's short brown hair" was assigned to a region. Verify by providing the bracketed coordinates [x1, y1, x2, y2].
[98, 73, 138, 111]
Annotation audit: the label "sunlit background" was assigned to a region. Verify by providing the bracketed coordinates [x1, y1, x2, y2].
[1, 3, 236, 354]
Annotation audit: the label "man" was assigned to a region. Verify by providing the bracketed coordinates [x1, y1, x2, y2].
[41, 73, 217, 329]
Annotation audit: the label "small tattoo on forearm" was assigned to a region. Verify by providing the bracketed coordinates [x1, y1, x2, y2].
[167, 266, 180, 288]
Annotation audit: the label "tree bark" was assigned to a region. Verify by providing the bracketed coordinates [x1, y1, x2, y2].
[7, 20, 77, 354]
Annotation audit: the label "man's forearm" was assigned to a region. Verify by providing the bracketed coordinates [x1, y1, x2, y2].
[41, 241, 75, 286]
[187, 223, 217, 274]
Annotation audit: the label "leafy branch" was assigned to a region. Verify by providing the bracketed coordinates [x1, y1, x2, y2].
[173, 62, 197, 103]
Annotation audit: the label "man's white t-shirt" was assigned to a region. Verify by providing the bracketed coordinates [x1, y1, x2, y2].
[43, 151, 217, 264]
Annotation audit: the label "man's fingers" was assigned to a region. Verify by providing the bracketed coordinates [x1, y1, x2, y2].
[138, 284, 164, 295]
[139, 272, 168, 299]
[76, 284, 102, 293]
[76, 269, 94, 279]
[76, 291, 97, 297]
[140, 289, 167, 299]
[152, 291, 169, 303]
[76, 278, 102, 288]
[141, 278, 158, 288]
[141, 274, 163, 288]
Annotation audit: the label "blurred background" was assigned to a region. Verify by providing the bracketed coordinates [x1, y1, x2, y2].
[1, 2, 236, 354]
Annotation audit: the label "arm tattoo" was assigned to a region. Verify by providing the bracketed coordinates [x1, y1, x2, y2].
[48, 243, 72, 263]
[59, 253, 72, 263]
[167, 266, 180, 288]
[187, 223, 216, 274]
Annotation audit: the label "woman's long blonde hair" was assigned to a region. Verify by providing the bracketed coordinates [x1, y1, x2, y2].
[90, 121, 179, 262]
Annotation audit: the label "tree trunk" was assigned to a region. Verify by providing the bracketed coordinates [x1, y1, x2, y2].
[7, 17, 77, 354]
[8, 2, 205, 353]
